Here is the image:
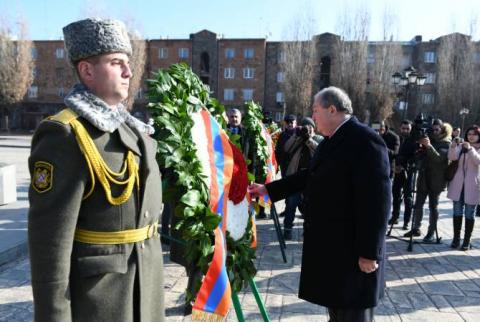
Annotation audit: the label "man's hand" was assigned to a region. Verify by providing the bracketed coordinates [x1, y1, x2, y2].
[358, 257, 378, 274]
[247, 183, 268, 199]
[418, 137, 431, 148]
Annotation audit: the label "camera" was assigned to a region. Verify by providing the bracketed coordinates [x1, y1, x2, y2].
[411, 113, 433, 142]
[454, 137, 463, 144]
[296, 126, 311, 140]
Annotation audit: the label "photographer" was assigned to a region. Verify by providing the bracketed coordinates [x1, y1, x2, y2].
[447, 125, 480, 250]
[282, 117, 323, 239]
[389, 120, 416, 229]
[405, 119, 451, 242]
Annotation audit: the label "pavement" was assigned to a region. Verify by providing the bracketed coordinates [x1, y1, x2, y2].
[1, 133, 480, 321]
[0, 135, 30, 268]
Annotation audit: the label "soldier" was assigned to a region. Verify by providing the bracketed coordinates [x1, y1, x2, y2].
[28, 18, 165, 321]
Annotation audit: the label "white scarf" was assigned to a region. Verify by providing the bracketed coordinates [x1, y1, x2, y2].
[64, 83, 154, 135]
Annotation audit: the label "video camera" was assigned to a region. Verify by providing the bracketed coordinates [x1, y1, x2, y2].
[296, 126, 311, 140]
[411, 113, 433, 142]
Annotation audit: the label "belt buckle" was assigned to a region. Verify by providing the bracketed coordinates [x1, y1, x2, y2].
[146, 222, 159, 239]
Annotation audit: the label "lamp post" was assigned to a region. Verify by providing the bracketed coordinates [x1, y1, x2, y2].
[392, 66, 426, 119]
[460, 107, 470, 134]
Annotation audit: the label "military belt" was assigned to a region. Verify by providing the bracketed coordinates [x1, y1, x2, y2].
[74, 222, 159, 245]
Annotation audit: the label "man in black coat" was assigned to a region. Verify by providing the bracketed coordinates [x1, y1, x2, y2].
[249, 86, 390, 322]
[374, 121, 400, 179]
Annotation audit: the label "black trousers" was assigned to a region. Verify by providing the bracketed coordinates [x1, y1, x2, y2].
[328, 307, 374, 322]
[391, 170, 414, 224]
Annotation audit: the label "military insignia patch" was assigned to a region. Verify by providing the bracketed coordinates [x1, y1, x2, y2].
[32, 161, 53, 193]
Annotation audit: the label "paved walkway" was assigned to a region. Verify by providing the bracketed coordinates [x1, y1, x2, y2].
[0, 135, 30, 267]
[1, 134, 480, 321]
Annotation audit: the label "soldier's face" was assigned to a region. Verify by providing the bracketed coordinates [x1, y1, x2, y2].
[84, 53, 132, 106]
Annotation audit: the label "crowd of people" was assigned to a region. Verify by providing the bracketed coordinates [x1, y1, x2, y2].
[379, 117, 479, 250]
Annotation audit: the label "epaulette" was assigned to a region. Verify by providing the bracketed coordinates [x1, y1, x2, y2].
[47, 108, 78, 125]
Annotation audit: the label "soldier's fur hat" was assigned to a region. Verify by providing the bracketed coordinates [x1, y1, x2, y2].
[63, 18, 132, 64]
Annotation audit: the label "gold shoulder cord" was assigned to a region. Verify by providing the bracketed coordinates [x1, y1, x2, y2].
[49, 109, 139, 206]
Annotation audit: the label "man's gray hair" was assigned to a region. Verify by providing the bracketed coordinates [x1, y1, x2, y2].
[314, 86, 353, 114]
[227, 108, 242, 116]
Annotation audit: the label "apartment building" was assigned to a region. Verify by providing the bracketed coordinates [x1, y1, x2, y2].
[10, 30, 479, 130]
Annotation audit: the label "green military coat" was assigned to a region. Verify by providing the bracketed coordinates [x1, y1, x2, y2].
[28, 112, 165, 322]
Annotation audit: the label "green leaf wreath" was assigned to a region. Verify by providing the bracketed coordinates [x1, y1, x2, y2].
[242, 101, 270, 183]
[146, 63, 256, 299]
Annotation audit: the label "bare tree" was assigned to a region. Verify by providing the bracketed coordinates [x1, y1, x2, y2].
[330, 6, 370, 121]
[0, 19, 34, 130]
[279, 7, 317, 117]
[436, 33, 476, 124]
[366, 7, 402, 122]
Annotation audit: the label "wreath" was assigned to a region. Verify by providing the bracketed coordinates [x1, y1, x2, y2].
[146, 63, 256, 301]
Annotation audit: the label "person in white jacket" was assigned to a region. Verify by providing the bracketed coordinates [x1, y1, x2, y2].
[447, 125, 480, 250]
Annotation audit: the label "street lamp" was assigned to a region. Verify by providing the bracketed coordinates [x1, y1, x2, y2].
[460, 107, 470, 134]
[391, 66, 426, 119]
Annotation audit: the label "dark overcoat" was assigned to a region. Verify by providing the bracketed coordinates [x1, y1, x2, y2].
[267, 117, 391, 309]
[28, 111, 165, 322]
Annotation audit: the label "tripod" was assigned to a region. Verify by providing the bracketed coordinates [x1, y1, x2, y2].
[386, 166, 442, 251]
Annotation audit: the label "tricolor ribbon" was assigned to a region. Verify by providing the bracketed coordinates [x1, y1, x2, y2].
[192, 109, 233, 321]
[258, 125, 278, 208]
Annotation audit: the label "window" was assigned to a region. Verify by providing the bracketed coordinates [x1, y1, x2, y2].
[402, 54, 412, 67]
[225, 48, 235, 59]
[276, 92, 284, 103]
[244, 48, 254, 59]
[422, 93, 434, 105]
[367, 52, 375, 64]
[276, 72, 285, 83]
[242, 89, 253, 101]
[136, 89, 143, 99]
[275, 112, 283, 122]
[224, 89, 234, 101]
[424, 51, 436, 63]
[179, 48, 189, 59]
[159, 48, 168, 59]
[58, 87, 65, 97]
[278, 51, 286, 63]
[31, 48, 37, 60]
[425, 72, 436, 84]
[224, 67, 235, 79]
[243, 67, 254, 79]
[28, 86, 38, 98]
[55, 48, 64, 59]
[32, 68, 38, 79]
[475, 52, 480, 64]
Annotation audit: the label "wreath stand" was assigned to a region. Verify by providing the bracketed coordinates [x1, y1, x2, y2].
[232, 279, 270, 322]
[161, 233, 271, 321]
[269, 203, 287, 263]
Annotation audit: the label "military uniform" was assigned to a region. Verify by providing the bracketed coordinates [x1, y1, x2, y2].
[28, 18, 165, 322]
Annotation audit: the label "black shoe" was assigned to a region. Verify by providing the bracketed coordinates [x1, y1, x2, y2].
[423, 231, 435, 243]
[283, 229, 292, 240]
[404, 229, 421, 237]
[256, 213, 267, 220]
[278, 211, 285, 217]
[451, 239, 460, 248]
[402, 223, 409, 230]
[183, 302, 192, 316]
[388, 217, 399, 225]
